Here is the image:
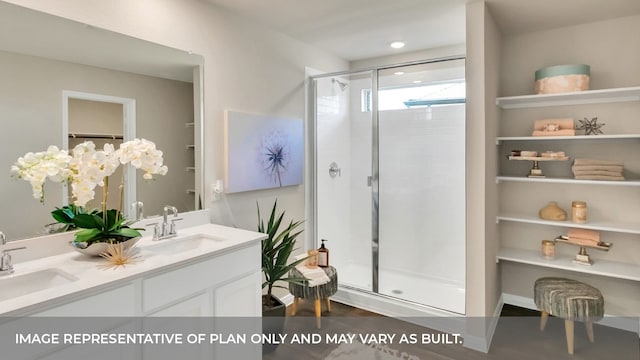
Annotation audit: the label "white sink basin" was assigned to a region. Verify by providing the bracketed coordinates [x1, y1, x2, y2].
[144, 233, 226, 255]
[0, 269, 78, 302]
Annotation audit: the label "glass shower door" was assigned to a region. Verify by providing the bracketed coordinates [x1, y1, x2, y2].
[377, 60, 466, 314]
[314, 71, 374, 292]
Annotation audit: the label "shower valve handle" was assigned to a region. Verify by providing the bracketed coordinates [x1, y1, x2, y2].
[329, 162, 341, 178]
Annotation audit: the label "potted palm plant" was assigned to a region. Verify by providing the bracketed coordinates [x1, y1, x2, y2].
[258, 200, 307, 353]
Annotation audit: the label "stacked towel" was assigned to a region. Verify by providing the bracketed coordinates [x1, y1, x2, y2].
[532, 118, 576, 137]
[572, 158, 625, 181]
[294, 254, 330, 287]
[567, 228, 600, 246]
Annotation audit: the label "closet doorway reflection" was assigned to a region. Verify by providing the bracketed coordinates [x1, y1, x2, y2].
[62, 91, 136, 216]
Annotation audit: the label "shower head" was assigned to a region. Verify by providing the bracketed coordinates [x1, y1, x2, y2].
[332, 78, 348, 91]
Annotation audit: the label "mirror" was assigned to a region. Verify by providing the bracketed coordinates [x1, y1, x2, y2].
[0, 2, 204, 241]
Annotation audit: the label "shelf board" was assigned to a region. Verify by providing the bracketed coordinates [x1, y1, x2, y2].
[496, 176, 640, 186]
[185, 145, 195, 150]
[186, 166, 196, 172]
[186, 189, 196, 194]
[508, 156, 569, 161]
[496, 86, 640, 109]
[497, 213, 640, 234]
[496, 134, 640, 144]
[497, 248, 640, 282]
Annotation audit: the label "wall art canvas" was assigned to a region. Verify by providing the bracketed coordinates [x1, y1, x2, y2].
[224, 110, 304, 193]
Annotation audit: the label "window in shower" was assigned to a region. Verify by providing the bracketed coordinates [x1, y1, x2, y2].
[362, 79, 465, 111]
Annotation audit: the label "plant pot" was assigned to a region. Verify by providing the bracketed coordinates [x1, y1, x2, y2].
[262, 294, 286, 354]
[70, 236, 140, 256]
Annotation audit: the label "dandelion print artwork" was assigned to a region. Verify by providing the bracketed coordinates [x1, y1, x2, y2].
[259, 129, 289, 187]
[224, 111, 303, 193]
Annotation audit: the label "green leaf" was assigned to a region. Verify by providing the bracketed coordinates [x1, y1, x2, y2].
[112, 228, 141, 238]
[72, 214, 100, 229]
[51, 209, 72, 224]
[74, 228, 102, 242]
[258, 199, 306, 298]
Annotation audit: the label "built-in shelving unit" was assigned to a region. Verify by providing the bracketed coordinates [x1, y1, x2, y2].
[496, 84, 640, 285]
[186, 118, 196, 200]
[497, 213, 640, 234]
[496, 86, 640, 109]
[497, 248, 640, 282]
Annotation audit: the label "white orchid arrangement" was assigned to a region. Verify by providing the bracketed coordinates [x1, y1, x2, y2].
[11, 138, 167, 244]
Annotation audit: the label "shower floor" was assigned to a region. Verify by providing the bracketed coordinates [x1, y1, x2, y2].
[337, 262, 465, 314]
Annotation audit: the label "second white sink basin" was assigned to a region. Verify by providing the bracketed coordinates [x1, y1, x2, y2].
[144, 233, 226, 255]
[0, 268, 78, 302]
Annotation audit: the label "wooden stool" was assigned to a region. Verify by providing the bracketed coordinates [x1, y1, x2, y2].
[288, 266, 337, 328]
[534, 277, 604, 355]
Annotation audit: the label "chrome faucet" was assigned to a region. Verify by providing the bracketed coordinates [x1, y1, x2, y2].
[0, 232, 26, 275]
[131, 201, 144, 221]
[146, 205, 182, 241]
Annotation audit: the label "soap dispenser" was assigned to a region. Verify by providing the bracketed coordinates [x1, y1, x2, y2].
[318, 239, 329, 267]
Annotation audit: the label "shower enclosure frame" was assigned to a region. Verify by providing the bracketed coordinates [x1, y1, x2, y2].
[308, 55, 466, 316]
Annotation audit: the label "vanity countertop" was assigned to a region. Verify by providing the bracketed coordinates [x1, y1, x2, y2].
[0, 223, 266, 316]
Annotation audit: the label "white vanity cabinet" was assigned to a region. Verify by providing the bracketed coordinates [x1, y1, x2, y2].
[25, 242, 261, 318]
[142, 243, 261, 316]
[3, 239, 262, 360]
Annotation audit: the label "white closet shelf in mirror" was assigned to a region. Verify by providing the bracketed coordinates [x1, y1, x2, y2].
[185, 122, 195, 127]
[497, 213, 640, 234]
[68, 133, 124, 140]
[496, 134, 640, 144]
[185, 145, 195, 150]
[186, 189, 196, 194]
[496, 176, 640, 186]
[497, 248, 640, 282]
[496, 86, 640, 109]
[186, 167, 196, 172]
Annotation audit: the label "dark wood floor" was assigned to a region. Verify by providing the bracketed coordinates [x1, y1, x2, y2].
[263, 300, 639, 360]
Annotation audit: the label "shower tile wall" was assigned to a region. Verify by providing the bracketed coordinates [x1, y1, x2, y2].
[316, 77, 358, 283]
[378, 105, 465, 284]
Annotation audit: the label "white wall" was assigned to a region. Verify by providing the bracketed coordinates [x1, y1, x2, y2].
[464, 0, 501, 351]
[4, 0, 348, 236]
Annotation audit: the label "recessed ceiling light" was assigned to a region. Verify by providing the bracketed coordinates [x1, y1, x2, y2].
[390, 41, 405, 49]
[394, 71, 404, 75]
[413, 80, 422, 84]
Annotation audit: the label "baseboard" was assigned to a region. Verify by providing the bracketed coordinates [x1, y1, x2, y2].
[462, 294, 504, 353]
[503, 293, 640, 335]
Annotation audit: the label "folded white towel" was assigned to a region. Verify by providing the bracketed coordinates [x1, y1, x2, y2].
[294, 254, 330, 287]
[573, 158, 623, 167]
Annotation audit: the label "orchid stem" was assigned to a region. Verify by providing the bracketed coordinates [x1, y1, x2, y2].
[117, 170, 125, 221]
[102, 176, 109, 225]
